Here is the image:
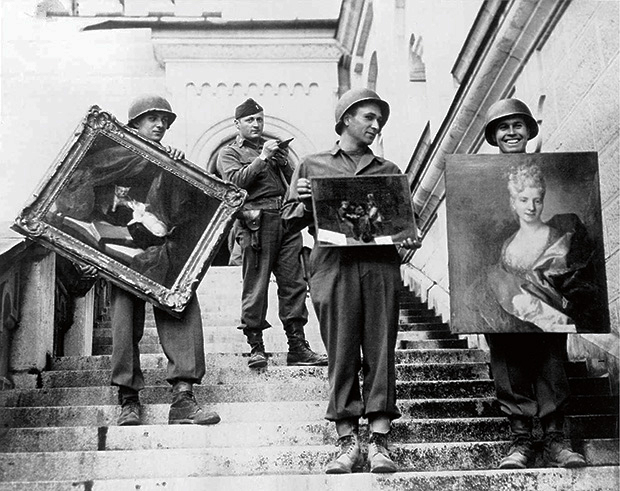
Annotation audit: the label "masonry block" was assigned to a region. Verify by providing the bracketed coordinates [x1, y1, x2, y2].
[585, 58, 620, 151]
[594, 1, 620, 65]
[598, 137, 620, 207]
[11, 372, 39, 389]
[606, 251, 619, 301]
[10, 250, 55, 373]
[559, 0, 598, 45]
[63, 289, 95, 357]
[602, 197, 619, 259]
[553, 27, 603, 124]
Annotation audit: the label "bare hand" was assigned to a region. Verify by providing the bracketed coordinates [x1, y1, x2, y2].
[260, 139, 279, 161]
[75, 262, 98, 277]
[297, 178, 312, 201]
[271, 147, 289, 167]
[400, 237, 422, 249]
[165, 146, 185, 160]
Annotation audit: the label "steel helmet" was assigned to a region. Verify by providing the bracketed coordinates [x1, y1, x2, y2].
[484, 98, 538, 146]
[334, 88, 390, 135]
[127, 94, 177, 127]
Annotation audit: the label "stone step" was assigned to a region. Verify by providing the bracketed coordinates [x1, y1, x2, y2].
[398, 322, 450, 332]
[3, 378, 606, 408]
[2, 415, 616, 453]
[399, 307, 436, 317]
[50, 349, 492, 371]
[399, 339, 469, 349]
[399, 314, 443, 324]
[3, 466, 619, 491]
[40, 362, 494, 388]
[2, 395, 615, 429]
[397, 331, 459, 341]
[0, 439, 617, 481]
[397, 395, 619, 418]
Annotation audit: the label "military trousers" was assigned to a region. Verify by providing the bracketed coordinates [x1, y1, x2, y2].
[110, 285, 206, 392]
[486, 333, 570, 419]
[308, 246, 402, 422]
[235, 210, 308, 333]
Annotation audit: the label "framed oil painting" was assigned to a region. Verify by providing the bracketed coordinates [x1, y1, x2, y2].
[13, 105, 246, 316]
[445, 152, 609, 334]
[311, 174, 417, 246]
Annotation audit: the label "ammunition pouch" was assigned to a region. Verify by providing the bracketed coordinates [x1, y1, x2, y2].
[238, 209, 262, 261]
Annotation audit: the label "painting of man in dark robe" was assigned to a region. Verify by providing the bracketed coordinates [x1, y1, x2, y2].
[47, 133, 217, 289]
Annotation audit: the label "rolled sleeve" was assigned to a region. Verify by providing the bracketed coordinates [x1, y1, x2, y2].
[217, 147, 269, 188]
[281, 160, 313, 234]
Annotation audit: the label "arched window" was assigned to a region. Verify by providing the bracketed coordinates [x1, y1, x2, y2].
[368, 52, 378, 91]
[409, 34, 426, 82]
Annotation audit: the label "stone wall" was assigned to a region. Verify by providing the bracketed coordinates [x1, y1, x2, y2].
[409, 0, 619, 372]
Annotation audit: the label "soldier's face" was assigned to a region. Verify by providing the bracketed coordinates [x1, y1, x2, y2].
[134, 112, 169, 143]
[495, 116, 529, 154]
[236, 112, 264, 141]
[343, 103, 383, 146]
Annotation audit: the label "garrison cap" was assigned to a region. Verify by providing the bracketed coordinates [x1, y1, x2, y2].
[235, 98, 264, 120]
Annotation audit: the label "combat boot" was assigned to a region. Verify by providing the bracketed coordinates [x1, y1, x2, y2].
[244, 328, 268, 369]
[117, 388, 141, 426]
[498, 416, 534, 469]
[368, 432, 398, 473]
[542, 412, 586, 468]
[325, 433, 363, 474]
[285, 325, 328, 366]
[168, 381, 221, 425]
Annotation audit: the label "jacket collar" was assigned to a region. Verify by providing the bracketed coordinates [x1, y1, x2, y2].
[234, 134, 264, 149]
[332, 142, 386, 173]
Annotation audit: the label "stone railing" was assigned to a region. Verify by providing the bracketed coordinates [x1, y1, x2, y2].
[0, 224, 96, 389]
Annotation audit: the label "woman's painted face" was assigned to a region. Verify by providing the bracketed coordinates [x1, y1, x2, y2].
[512, 186, 544, 223]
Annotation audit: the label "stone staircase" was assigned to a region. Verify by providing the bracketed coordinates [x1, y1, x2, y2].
[0, 266, 618, 490]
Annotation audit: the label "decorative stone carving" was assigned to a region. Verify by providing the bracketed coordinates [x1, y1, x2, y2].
[154, 42, 342, 65]
[186, 81, 320, 97]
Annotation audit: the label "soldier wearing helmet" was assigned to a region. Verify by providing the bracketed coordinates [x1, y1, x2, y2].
[482, 98, 586, 470]
[282, 87, 420, 475]
[104, 94, 220, 427]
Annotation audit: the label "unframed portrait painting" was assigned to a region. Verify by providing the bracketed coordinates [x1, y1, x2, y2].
[311, 174, 417, 247]
[445, 152, 610, 334]
[13, 105, 246, 316]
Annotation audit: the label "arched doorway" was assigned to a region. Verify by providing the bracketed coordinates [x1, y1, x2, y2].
[199, 122, 309, 266]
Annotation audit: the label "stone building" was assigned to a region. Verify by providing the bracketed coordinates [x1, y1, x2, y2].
[0, 0, 618, 488]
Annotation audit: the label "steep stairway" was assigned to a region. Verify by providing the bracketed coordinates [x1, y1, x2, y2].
[0, 266, 618, 490]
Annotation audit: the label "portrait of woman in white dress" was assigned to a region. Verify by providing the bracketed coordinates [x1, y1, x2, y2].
[446, 152, 610, 334]
[486, 163, 603, 333]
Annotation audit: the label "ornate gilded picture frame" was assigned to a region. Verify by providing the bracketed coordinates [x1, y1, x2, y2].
[445, 152, 610, 334]
[311, 174, 417, 247]
[13, 105, 246, 315]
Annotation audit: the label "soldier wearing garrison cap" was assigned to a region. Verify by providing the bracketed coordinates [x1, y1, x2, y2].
[216, 98, 327, 369]
[282, 87, 420, 475]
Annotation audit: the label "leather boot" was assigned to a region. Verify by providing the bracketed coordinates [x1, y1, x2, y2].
[368, 432, 398, 473]
[168, 381, 221, 425]
[244, 328, 268, 369]
[117, 388, 141, 426]
[542, 412, 586, 468]
[498, 416, 534, 469]
[325, 430, 363, 474]
[285, 325, 328, 366]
